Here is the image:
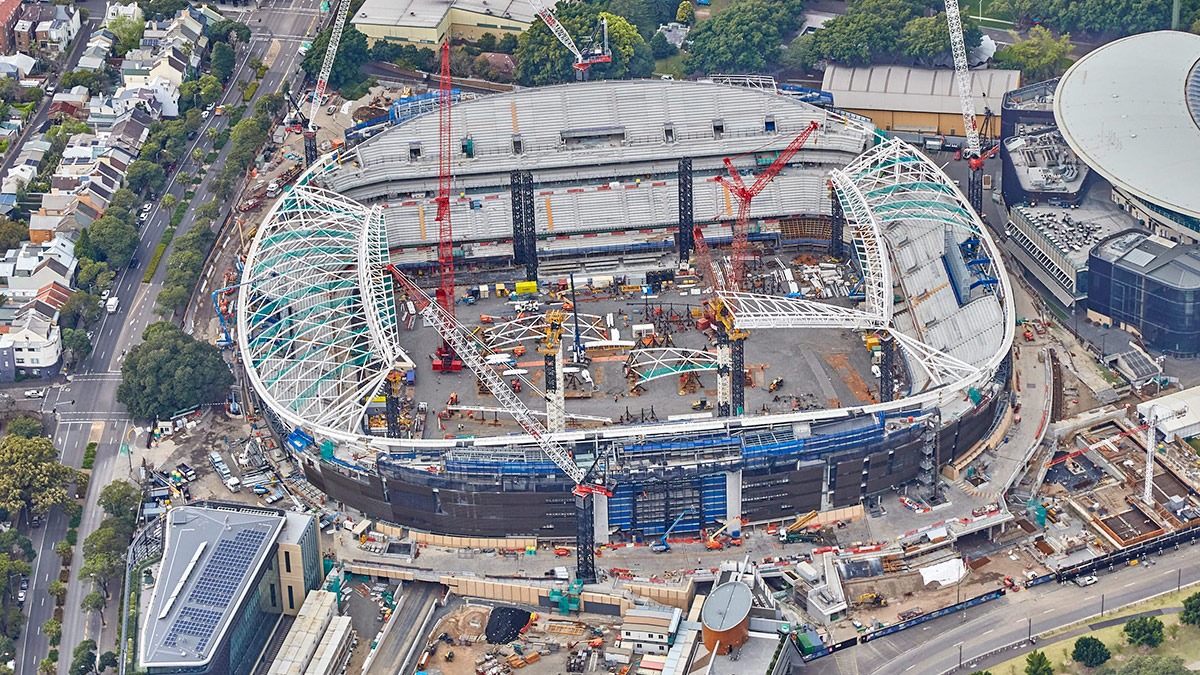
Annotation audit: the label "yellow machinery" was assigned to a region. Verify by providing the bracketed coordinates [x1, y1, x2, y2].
[705, 518, 741, 549]
[539, 310, 567, 432]
[787, 510, 817, 533]
[857, 593, 887, 607]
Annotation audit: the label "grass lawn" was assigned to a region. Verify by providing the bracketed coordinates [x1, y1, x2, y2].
[655, 53, 688, 80]
[988, 586, 1200, 674]
[988, 614, 1200, 674]
[969, 0, 1013, 21]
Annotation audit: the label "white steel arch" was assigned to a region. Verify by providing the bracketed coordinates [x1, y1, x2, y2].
[238, 138, 1013, 458]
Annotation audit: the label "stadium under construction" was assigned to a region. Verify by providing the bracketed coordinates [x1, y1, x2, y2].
[237, 79, 1016, 544]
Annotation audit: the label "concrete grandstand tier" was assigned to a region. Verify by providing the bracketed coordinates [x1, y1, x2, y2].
[1054, 31, 1200, 223]
[237, 81, 1015, 538]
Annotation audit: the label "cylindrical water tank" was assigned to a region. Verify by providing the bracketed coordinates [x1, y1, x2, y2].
[701, 580, 752, 654]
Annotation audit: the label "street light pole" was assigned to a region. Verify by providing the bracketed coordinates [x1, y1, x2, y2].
[1027, 617, 1032, 641]
[1101, 593, 1105, 616]
[957, 642, 963, 669]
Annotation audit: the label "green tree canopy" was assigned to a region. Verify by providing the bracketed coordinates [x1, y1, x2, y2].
[650, 31, 677, 59]
[98, 480, 139, 523]
[98, 651, 118, 673]
[210, 42, 235, 83]
[677, 0, 694, 22]
[88, 216, 138, 266]
[5, 416, 41, 439]
[899, 13, 982, 63]
[61, 329, 93, 366]
[685, 0, 805, 73]
[1181, 591, 1200, 627]
[0, 434, 83, 515]
[1071, 635, 1110, 668]
[1024, 650, 1052, 675]
[1110, 654, 1190, 675]
[210, 19, 251, 45]
[46, 580, 66, 602]
[124, 160, 166, 193]
[108, 188, 138, 213]
[60, 70, 106, 95]
[106, 15, 144, 54]
[117, 322, 234, 421]
[0, 218, 27, 252]
[516, 4, 653, 85]
[59, 291, 101, 330]
[301, 25, 370, 91]
[992, 25, 1073, 81]
[1123, 615, 1165, 648]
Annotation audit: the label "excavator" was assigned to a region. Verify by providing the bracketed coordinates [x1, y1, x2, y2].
[857, 592, 888, 607]
[705, 518, 743, 550]
[651, 507, 695, 553]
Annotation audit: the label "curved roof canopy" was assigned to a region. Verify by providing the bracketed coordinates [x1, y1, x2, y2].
[1054, 31, 1200, 220]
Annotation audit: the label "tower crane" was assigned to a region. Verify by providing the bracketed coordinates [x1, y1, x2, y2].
[942, 0, 995, 216]
[539, 309, 567, 432]
[431, 41, 461, 372]
[303, 0, 352, 166]
[387, 264, 609, 583]
[527, 0, 612, 77]
[716, 121, 820, 291]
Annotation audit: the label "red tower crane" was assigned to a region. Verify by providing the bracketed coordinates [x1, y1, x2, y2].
[433, 42, 462, 372]
[715, 121, 820, 290]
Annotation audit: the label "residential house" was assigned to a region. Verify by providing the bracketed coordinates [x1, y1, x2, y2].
[50, 133, 103, 193]
[3, 163, 34, 193]
[87, 87, 162, 128]
[103, 1, 144, 26]
[0, 336, 14, 382]
[48, 85, 91, 121]
[4, 299, 61, 376]
[0, 193, 16, 217]
[0, 52, 35, 79]
[76, 30, 114, 71]
[31, 193, 75, 242]
[0, 233, 78, 301]
[15, 4, 79, 55]
[0, 0, 22, 55]
[70, 193, 104, 228]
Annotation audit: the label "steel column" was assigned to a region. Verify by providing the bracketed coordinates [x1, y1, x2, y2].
[678, 157, 694, 257]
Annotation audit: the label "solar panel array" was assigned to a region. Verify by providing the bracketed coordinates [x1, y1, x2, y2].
[162, 606, 223, 653]
[161, 528, 270, 655]
[187, 529, 268, 607]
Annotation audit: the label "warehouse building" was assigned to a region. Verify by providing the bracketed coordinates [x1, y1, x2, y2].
[821, 64, 1018, 138]
[350, 0, 532, 47]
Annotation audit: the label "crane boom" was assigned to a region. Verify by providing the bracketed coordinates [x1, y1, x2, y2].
[527, 0, 583, 61]
[943, 0, 980, 159]
[309, 0, 351, 130]
[387, 265, 586, 485]
[715, 121, 819, 290]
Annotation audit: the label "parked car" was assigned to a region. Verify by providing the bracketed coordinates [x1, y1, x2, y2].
[1074, 575, 1098, 587]
[130, 256, 140, 269]
[23, 389, 43, 398]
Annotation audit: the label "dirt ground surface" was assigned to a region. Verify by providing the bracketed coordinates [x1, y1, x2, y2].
[424, 604, 623, 675]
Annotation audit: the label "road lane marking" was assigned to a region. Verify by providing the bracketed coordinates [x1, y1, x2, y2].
[1043, 608, 1054, 613]
[1124, 582, 1137, 587]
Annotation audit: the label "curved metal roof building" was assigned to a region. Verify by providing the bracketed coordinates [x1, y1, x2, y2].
[1055, 31, 1200, 225]
[237, 79, 1013, 468]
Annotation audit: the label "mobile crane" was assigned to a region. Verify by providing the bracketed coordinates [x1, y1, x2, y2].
[651, 507, 696, 553]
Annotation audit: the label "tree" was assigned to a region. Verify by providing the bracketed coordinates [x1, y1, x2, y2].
[54, 541, 71, 562]
[98, 652, 117, 673]
[124, 160, 166, 193]
[80, 591, 106, 627]
[79, 551, 121, 596]
[6, 416, 41, 439]
[516, 6, 652, 85]
[1109, 654, 1189, 675]
[59, 292, 101, 329]
[254, 92, 286, 119]
[40, 619, 59, 643]
[108, 188, 137, 213]
[1024, 650, 1052, 675]
[227, 117, 268, 168]
[60, 70, 105, 95]
[498, 33, 518, 54]
[684, 0, 804, 73]
[992, 26, 1073, 82]
[650, 31, 677, 59]
[69, 638, 96, 675]
[301, 25, 370, 91]
[106, 15, 143, 55]
[195, 201, 220, 222]
[968, 671, 992, 675]
[899, 13, 982, 63]
[211, 42, 235, 83]
[476, 32, 498, 51]
[1123, 615, 1164, 648]
[676, 0, 694, 22]
[198, 74, 222, 106]
[160, 193, 177, 210]
[210, 19, 251, 46]
[209, 174, 234, 200]
[0, 435, 83, 516]
[61, 329, 93, 366]
[46, 580, 66, 603]
[117, 322, 235, 421]
[0, 218, 26, 252]
[23, 87, 42, 103]
[98, 481, 139, 522]
[38, 660, 54, 675]
[75, 259, 114, 294]
[1181, 591, 1200, 627]
[88, 216, 138, 267]
[608, 0, 657, 39]
[1071, 635, 1110, 668]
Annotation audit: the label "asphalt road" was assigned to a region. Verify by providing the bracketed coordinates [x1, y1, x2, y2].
[11, 1, 325, 671]
[812, 542, 1200, 674]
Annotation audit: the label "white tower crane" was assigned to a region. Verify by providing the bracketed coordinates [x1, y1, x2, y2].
[942, 0, 996, 215]
[527, 0, 611, 77]
[387, 265, 608, 583]
[301, 0, 351, 165]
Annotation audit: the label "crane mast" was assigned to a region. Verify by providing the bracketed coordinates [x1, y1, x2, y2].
[303, 0, 351, 166]
[716, 121, 819, 290]
[527, 0, 612, 75]
[386, 265, 606, 582]
[944, 0, 980, 160]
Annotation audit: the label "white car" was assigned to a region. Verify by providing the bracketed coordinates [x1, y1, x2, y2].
[141, 202, 153, 213]
[101, 289, 110, 301]
[23, 389, 43, 399]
